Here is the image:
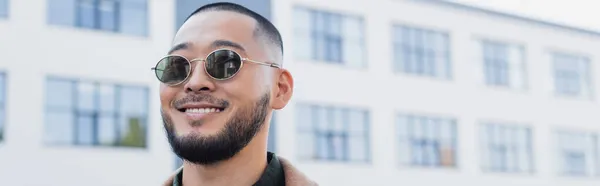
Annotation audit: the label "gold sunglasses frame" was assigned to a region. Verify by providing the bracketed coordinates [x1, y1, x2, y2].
[151, 49, 281, 86]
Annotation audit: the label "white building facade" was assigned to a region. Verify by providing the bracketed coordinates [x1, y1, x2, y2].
[1, 0, 600, 186]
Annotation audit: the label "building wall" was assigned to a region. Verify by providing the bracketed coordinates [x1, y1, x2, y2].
[0, 0, 599, 186]
[0, 0, 175, 185]
[277, 0, 600, 185]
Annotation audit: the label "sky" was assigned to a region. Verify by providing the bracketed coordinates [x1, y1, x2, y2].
[451, 0, 600, 32]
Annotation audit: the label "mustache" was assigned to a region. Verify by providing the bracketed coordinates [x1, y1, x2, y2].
[173, 93, 230, 108]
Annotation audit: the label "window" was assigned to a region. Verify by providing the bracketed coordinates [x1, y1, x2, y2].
[293, 7, 365, 68]
[268, 112, 277, 152]
[480, 123, 534, 173]
[557, 131, 599, 176]
[44, 77, 149, 148]
[397, 114, 457, 168]
[48, 0, 148, 36]
[481, 40, 526, 88]
[552, 52, 593, 98]
[76, 0, 119, 31]
[0, 73, 5, 142]
[296, 104, 370, 162]
[175, 155, 183, 170]
[393, 25, 451, 79]
[0, 0, 8, 18]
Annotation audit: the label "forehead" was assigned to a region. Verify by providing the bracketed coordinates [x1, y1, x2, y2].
[172, 11, 258, 53]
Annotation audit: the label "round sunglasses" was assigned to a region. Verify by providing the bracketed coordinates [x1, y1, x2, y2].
[151, 49, 281, 86]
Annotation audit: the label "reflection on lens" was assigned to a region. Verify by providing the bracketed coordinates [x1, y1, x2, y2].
[205, 50, 242, 79]
[155, 56, 190, 84]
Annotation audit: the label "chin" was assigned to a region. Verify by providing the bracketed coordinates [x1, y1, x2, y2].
[181, 127, 222, 137]
[172, 114, 228, 135]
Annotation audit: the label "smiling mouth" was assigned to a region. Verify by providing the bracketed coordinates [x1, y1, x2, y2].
[178, 107, 225, 113]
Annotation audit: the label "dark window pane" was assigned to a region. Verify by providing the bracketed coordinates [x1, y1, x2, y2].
[117, 86, 147, 148]
[46, 79, 73, 109]
[399, 114, 456, 168]
[331, 134, 345, 160]
[295, 7, 363, 66]
[76, 115, 95, 145]
[295, 104, 312, 131]
[553, 53, 589, 97]
[482, 123, 533, 173]
[565, 152, 586, 175]
[316, 133, 328, 160]
[98, 114, 117, 146]
[44, 111, 74, 144]
[267, 113, 276, 152]
[120, 0, 147, 36]
[0, 0, 8, 17]
[99, 85, 116, 113]
[174, 155, 183, 170]
[296, 104, 369, 162]
[119, 86, 147, 115]
[48, 0, 77, 26]
[393, 25, 450, 78]
[45, 77, 149, 148]
[0, 73, 4, 104]
[77, 82, 96, 112]
[77, 0, 96, 29]
[98, 0, 118, 31]
[297, 132, 314, 159]
[0, 108, 4, 141]
[0, 73, 4, 141]
[118, 116, 146, 147]
[349, 136, 367, 162]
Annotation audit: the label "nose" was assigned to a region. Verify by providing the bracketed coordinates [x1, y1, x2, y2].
[183, 61, 216, 93]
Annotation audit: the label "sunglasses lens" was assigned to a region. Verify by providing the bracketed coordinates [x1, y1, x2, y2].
[205, 50, 242, 80]
[155, 56, 190, 85]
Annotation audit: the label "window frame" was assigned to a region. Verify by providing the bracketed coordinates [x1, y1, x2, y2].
[47, 0, 148, 36]
[392, 24, 452, 79]
[75, 0, 121, 32]
[296, 103, 371, 163]
[44, 76, 149, 148]
[293, 6, 366, 68]
[480, 122, 535, 174]
[482, 40, 511, 87]
[551, 52, 593, 98]
[396, 113, 458, 168]
[556, 130, 600, 176]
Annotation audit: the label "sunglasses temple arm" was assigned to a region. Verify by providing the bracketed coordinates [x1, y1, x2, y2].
[243, 58, 281, 68]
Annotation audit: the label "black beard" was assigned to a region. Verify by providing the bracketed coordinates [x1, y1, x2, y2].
[162, 93, 270, 165]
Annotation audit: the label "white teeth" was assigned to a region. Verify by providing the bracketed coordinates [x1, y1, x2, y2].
[185, 108, 221, 113]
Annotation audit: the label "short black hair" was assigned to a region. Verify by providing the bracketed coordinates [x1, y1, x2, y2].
[183, 2, 284, 58]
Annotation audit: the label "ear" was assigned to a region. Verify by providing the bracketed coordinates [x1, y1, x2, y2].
[272, 69, 293, 110]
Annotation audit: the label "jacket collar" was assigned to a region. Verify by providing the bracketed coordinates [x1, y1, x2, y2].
[162, 156, 318, 186]
[278, 157, 318, 186]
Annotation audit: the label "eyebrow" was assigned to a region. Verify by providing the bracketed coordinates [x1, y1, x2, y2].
[168, 42, 190, 54]
[167, 40, 247, 55]
[210, 40, 246, 53]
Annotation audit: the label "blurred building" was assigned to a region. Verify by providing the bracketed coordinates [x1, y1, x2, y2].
[1, 0, 600, 186]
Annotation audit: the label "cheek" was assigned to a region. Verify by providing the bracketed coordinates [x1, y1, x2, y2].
[223, 69, 269, 100]
[221, 81, 263, 106]
[159, 85, 179, 109]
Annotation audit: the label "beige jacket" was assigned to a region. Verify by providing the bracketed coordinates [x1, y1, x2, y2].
[162, 157, 318, 186]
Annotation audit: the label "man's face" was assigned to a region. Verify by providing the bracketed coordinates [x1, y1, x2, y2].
[159, 11, 287, 165]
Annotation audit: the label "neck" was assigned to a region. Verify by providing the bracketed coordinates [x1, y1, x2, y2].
[181, 131, 269, 186]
